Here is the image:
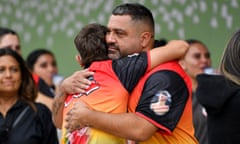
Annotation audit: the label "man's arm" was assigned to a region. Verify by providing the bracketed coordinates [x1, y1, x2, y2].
[65, 101, 157, 141]
[60, 41, 188, 95]
[65, 70, 188, 141]
[52, 89, 66, 128]
[149, 40, 189, 68]
[52, 69, 94, 128]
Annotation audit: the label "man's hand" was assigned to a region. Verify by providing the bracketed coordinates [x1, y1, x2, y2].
[64, 101, 158, 141]
[64, 101, 91, 132]
[61, 69, 94, 94]
[52, 69, 93, 128]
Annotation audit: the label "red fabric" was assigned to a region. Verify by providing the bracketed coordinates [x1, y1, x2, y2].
[32, 73, 39, 86]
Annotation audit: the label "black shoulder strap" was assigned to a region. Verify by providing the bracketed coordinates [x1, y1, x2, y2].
[12, 106, 30, 128]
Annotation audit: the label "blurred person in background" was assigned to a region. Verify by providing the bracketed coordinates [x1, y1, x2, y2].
[0, 27, 21, 55]
[0, 27, 61, 140]
[179, 39, 212, 144]
[196, 29, 240, 144]
[0, 27, 60, 111]
[0, 48, 58, 144]
[26, 48, 59, 111]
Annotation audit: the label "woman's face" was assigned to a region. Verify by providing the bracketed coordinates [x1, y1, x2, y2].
[180, 43, 211, 79]
[0, 34, 21, 55]
[32, 54, 57, 86]
[0, 55, 21, 94]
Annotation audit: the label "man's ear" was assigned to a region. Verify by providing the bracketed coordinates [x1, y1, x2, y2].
[140, 31, 152, 48]
[75, 54, 84, 67]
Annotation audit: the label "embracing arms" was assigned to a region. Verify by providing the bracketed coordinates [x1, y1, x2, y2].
[149, 40, 188, 68]
[52, 40, 188, 130]
[65, 101, 157, 141]
[52, 69, 94, 128]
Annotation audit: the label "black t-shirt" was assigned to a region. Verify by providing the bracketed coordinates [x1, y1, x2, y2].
[136, 70, 189, 131]
[112, 52, 148, 92]
[0, 100, 58, 144]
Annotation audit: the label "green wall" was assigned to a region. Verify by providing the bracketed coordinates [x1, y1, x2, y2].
[1, 0, 239, 76]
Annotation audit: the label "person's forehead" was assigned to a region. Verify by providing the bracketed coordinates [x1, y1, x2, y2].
[0, 55, 18, 66]
[189, 43, 209, 53]
[0, 34, 19, 46]
[35, 54, 55, 63]
[107, 15, 134, 30]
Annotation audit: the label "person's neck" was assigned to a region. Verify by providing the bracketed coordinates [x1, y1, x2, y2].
[191, 77, 198, 93]
[0, 94, 18, 117]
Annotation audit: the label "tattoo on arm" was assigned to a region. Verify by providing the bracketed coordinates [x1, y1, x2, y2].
[52, 100, 63, 115]
[52, 91, 65, 115]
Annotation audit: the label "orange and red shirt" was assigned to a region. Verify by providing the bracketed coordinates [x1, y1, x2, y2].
[62, 52, 151, 144]
[128, 61, 198, 144]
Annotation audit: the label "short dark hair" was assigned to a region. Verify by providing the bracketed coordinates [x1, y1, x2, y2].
[185, 39, 207, 47]
[154, 39, 168, 47]
[112, 3, 154, 33]
[74, 23, 109, 67]
[26, 49, 55, 71]
[0, 27, 18, 40]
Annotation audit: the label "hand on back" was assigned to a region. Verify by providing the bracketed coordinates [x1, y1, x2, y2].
[61, 69, 94, 94]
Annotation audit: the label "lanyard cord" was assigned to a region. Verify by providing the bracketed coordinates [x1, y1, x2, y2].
[12, 106, 29, 128]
